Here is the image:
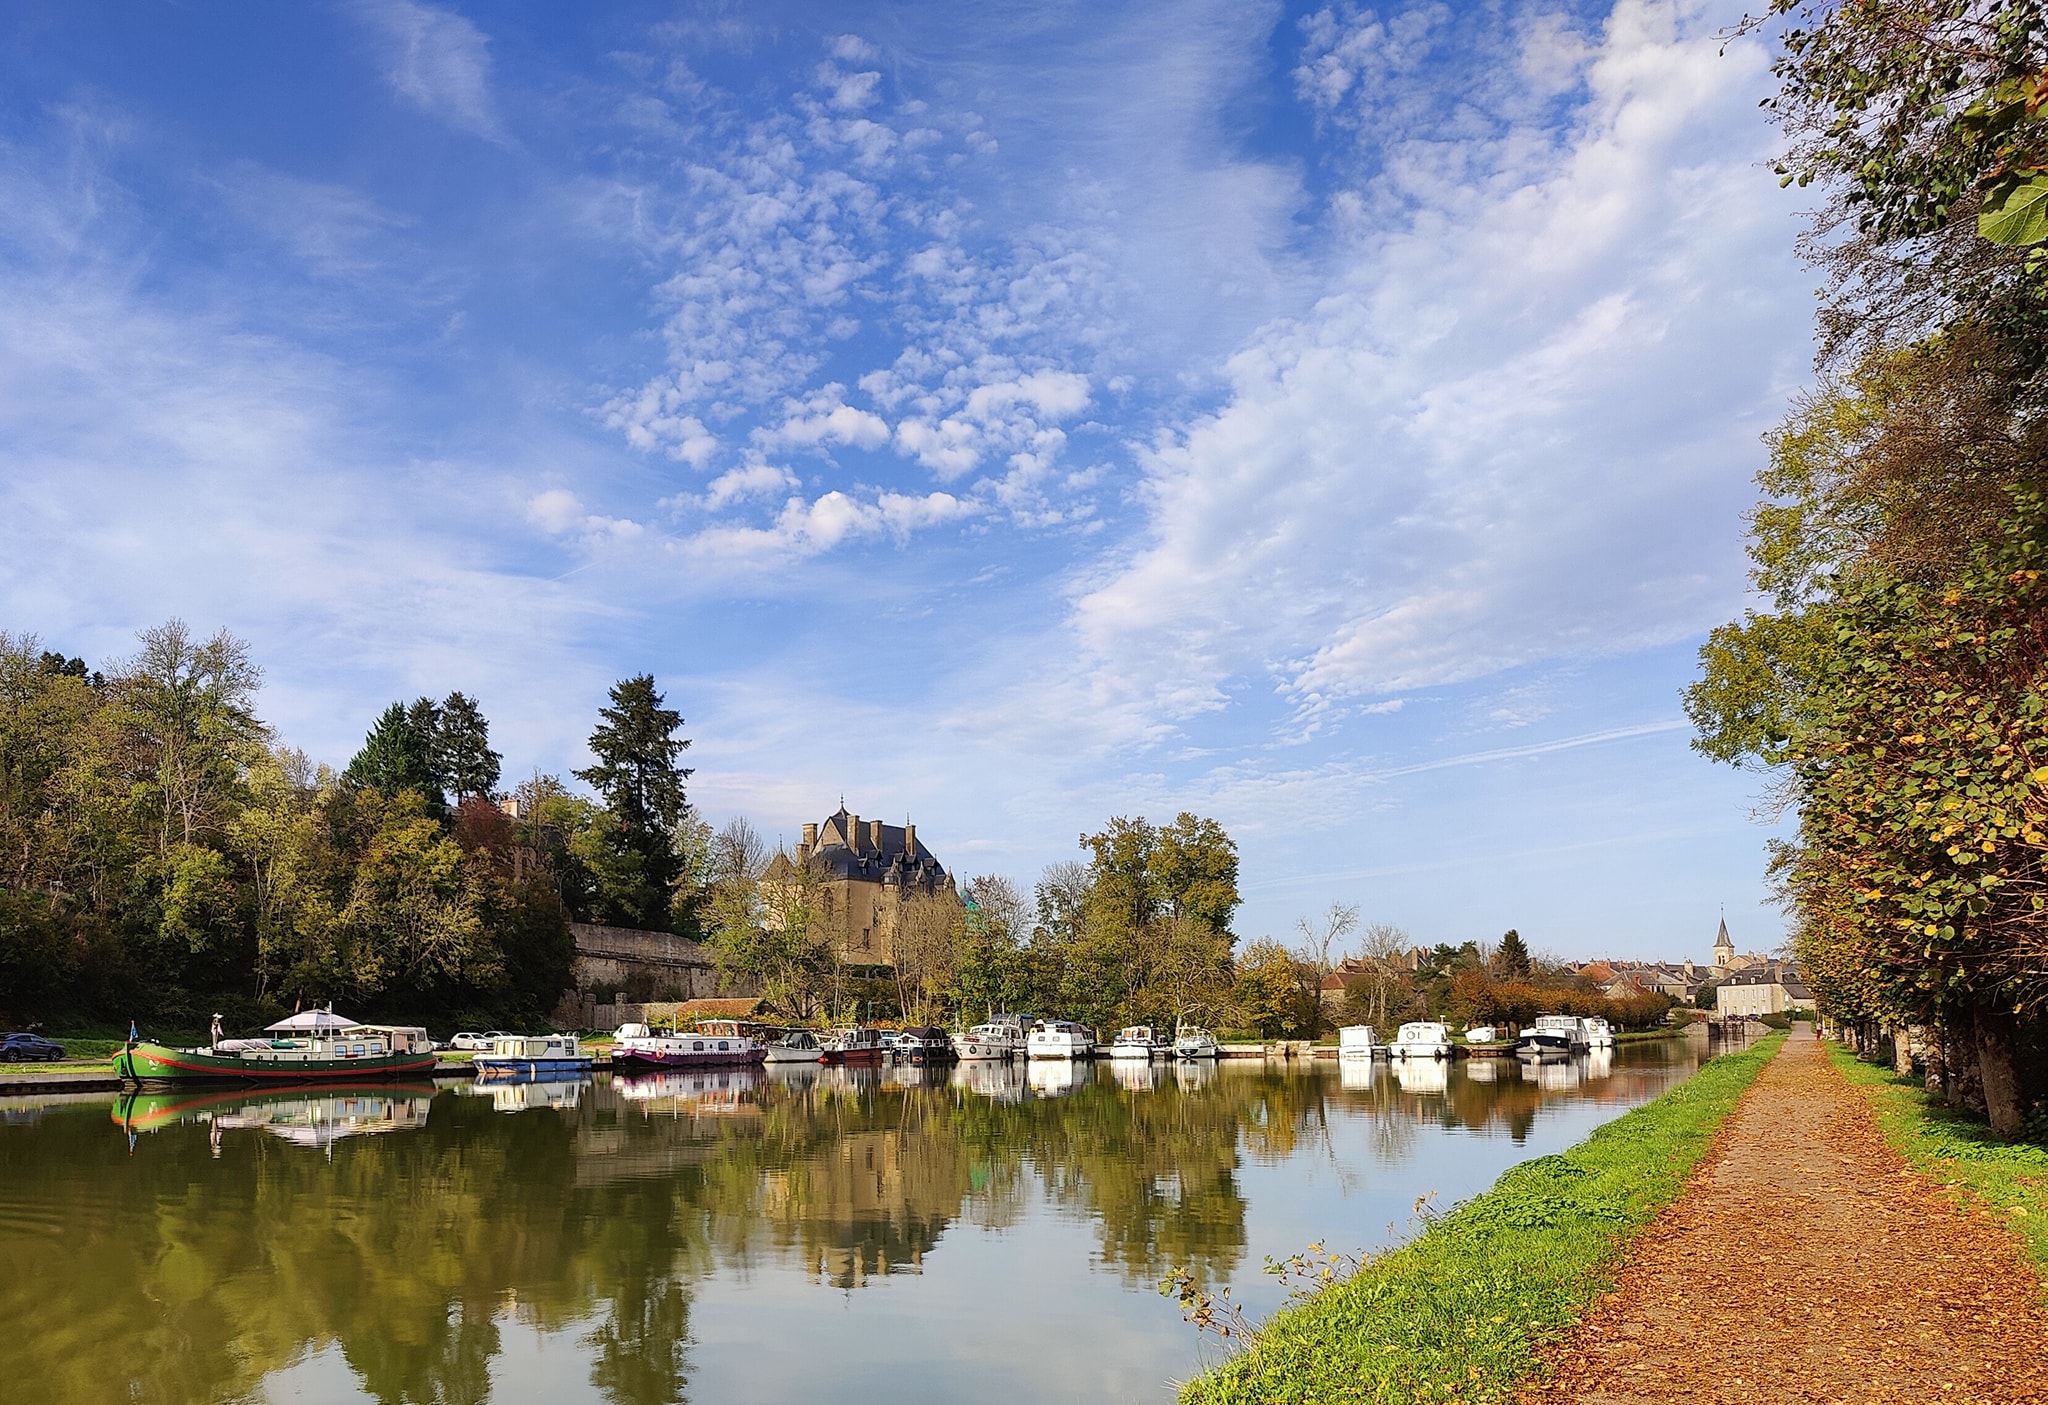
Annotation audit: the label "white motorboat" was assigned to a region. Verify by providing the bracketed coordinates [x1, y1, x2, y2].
[1387, 1021, 1452, 1060]
[1171, 1026, 1220, 1061]
[956, 1020, 1027, 1061]
[1580, 1017, 1615, 1050]
[762, 1029, 826, 1064]
[1464, 1025, 1498, 1044]
[1337, 1024, 1377, 1060]
[1107, 1025, 1171, 1059]
[1515, 1014, 1586, 1060]
[1026, 1020, 1095, 1060]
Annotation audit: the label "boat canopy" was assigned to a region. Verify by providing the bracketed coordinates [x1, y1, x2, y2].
[265, 1009, 358, 1033]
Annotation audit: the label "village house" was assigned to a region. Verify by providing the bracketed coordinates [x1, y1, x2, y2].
[760, 804, 959, 967]
[1716, 961, 1816, 1018]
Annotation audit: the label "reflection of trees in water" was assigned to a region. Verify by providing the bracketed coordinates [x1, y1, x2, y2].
[0, 1064, 1349, 1405]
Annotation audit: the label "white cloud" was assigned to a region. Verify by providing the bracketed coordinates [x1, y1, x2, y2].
[683, 487, 976, 564]
[1041, 0, 1802, 746]
[759, 384, 890, 452]
[354, 0, 503, 142]
[524, 488, 644, 543]
[698, 462, 801, 511]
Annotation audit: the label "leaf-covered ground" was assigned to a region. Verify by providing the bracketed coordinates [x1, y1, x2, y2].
[1521, 1033, 2048, 1403]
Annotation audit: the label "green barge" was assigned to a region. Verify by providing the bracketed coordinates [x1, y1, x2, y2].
[113, 1008, 438, 1086]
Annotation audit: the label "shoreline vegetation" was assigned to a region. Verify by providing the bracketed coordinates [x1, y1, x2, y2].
[1177, 1032, 1785, 1405]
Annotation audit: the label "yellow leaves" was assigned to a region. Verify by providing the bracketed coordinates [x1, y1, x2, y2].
[1925, 924, 1940, 936]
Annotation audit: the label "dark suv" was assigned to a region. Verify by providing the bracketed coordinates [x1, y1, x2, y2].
[0, 1033, 65, 1062]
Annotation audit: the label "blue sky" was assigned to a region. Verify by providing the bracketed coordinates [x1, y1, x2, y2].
[0, 0, 1812, 961]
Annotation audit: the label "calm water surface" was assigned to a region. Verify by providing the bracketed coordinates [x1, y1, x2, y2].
[1, 1036, 1723, 1404]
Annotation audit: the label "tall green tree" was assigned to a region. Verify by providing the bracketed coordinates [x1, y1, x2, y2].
[575, 675, 693, 929]
[1495, 928, 1533, 982]
[433, 691, 501, 803]
[343, 701, 443, 810]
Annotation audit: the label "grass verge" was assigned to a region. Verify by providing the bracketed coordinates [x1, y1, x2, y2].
[1827, 1044, 2048, 1280]
[1179, 1032, 1785, 1405]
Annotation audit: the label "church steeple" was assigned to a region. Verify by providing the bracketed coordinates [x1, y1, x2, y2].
[1713, 915, 1735, 969]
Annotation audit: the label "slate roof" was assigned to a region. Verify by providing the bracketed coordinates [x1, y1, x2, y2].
[770, 805, 952, 892]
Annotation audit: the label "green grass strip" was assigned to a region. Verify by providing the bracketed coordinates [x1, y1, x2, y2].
[1180, 1033, 1785, 1405]
[1827, 1044, 2048, 1282]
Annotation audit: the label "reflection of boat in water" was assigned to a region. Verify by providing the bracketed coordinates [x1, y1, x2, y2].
[1107, 1058, 1158, 1091]
[1337, 1056, 1378, 1090]
[1172, 1058, 1218, 1089]
[474, 1033, 594, 1079]
[1026, 1058, 1094, 1096]
[461, 1075, 587, 1112]
[613, 1066, 762, 1113]
[113, 1083, 437, 1144]
[1521, 1056, 1585, 1091]
[885, 1061, 952, 1090]
[1462, 1056, 1501, 1083]
[1391, 1057, 1449, 1094]
[1586, 1048, 1614, 1080]
[114, 1008, 438, 1086]
[951, 1058, 1027, 1101]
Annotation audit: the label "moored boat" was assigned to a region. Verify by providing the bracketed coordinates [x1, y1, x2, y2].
[1107, 1025, 1171, 1059]
[1026, 1019, 1095, 1060]
[611, 1020, 766, 1070]
[1337, 1024, 1377, 1060]
[1580, 1017, 1615, 1049]
[893, 1026, 956, 1063]
[956, 1014, 1030, 1061]
[1514, 1014, 1586, 1060]
[820, 1026, 892, 1064]
[1387, 1021, 1453, 1060]
[473, 1033, 593, 1079]
[761, 1029, 827, 1064]
[1171, 1026, 1219, 1061]
[113, 1009, 439, 1086]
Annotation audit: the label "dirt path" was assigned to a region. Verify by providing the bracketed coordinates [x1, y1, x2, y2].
[1521, 1032, 2048, 1405]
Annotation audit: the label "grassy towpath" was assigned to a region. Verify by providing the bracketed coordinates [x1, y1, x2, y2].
[1521, 1031, 2048, 1404]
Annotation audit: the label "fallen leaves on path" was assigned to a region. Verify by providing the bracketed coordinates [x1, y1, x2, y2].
[1520, 1035, 2048, 1405]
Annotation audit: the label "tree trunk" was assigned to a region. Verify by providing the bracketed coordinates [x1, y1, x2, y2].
[1923, 1026, 1947, 1101]
[1973, 996, 2026, 1140]
[1893, 1025, 1915, 1077]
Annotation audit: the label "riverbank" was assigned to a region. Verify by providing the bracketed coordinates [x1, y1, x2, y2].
[1828, 1044, 2048, 1281]
[1179, 1033, 1783, 1405]
[1520, 1032, 2048, 1403]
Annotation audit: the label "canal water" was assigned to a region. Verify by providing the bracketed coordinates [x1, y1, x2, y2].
[0, 1036, 1721, 1405]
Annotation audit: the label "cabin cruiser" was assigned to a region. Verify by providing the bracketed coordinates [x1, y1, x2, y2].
[611, 1021, 766, 1070]
[761, 1029, 827, 1064]
[1464, 1025, 1498, 1044]
[1387, 1021, 1453, 1060]
[1107, 1025, 1172, 1059]
[1515, 1014, 1587, 1060]
[894, 1026, 956, 1062]
[473, 1033, 592, 1079]
[1171, 1026, 1220, 1061]
[1026, 1020, 1096, 1060]
[1580, 1017, 1615, 1050]
[956, 1020, 1028, 1061]
[1337, 1025, 1377, 1060]
[821, 1026, 892, 1065]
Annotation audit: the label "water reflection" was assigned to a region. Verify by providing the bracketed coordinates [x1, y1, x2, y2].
[0, 1035, 1716, 1405]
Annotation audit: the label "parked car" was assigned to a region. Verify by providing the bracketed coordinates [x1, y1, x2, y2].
[0, 1032, 65, 1062]
[448, 1031, 506, 1052]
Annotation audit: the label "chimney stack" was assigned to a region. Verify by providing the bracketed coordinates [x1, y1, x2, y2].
[869, 818, 884, 853]
[904, 822, 916, 860]
[800, 822, 817, 862]
[848, 814, 861, 851]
